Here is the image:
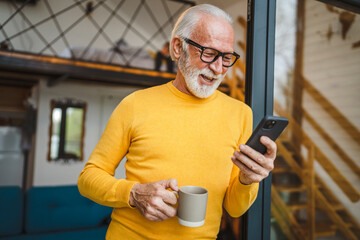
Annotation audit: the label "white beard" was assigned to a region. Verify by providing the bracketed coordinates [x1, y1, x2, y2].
[178, 51, 225, 98]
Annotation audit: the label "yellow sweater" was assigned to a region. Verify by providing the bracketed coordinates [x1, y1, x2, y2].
[78, 81, 259, 240]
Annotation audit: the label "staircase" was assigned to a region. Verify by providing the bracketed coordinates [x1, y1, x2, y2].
[272, 103, 360, 239]
[218, 16, 360, 240]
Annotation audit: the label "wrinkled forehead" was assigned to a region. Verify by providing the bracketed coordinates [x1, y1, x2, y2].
[191, 15, 235, 51]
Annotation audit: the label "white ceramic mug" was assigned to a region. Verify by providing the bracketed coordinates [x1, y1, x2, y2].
[176, 185, 208, 227]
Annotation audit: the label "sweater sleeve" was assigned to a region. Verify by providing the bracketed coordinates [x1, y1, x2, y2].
[78, 95, 138, 208]
[223, 106, 259, 217]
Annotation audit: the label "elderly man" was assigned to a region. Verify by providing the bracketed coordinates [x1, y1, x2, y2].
[78, 4, 276, 240]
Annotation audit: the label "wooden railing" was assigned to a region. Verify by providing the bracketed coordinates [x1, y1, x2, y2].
[302, 109, 360, 176]
[271, 186, 307, 240]
[219, 48, 360, 239]
[218, 14, 360, 240]
[275, 102, 359, 240]
[282, 85, 360, 177]
[222, 60, 360, 203]
[275, 101, 360, 203]
[301, 76, 360, 145]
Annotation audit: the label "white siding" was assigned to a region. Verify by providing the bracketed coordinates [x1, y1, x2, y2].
[302, 0, 360, 223]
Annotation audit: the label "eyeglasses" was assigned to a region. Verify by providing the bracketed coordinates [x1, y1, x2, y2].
[182, 38, 240, 67]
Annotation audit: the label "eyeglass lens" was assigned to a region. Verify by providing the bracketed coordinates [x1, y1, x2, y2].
[201, 49, 237, 66]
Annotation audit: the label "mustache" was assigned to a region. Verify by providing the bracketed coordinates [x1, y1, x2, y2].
[179, 51, 225, 81]
[199, 68, 225, 81]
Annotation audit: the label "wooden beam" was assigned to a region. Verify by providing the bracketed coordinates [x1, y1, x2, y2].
[271, 186, 307, 239]
[238, 41, 246, 52]
[307, 145, 316, 240]
[302, 76, 360, 146]
[316, 191, 358, 240]
[237, 16, 247, 28]
[271, 203, 298, 240]
[277, 140, 304, 178]
[275, 82, 360, 176]
[316, 176, 360, 231]
[275, 101, 360, 202]
[303, 109, 360, 176]
[0, 51, 175, 87]
[291, 0, 306, 154]
[274, 185, 306, 193]
[314, 149, 360, 202]
[0, 86, 30, 111]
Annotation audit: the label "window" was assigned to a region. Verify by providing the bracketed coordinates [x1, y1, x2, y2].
[48, 99, 86, 161]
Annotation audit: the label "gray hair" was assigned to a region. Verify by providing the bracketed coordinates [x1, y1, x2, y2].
[169, 4, 233, 60]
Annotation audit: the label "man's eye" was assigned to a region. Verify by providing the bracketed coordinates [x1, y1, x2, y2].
[203, 52, 216, 58]
[223, 56, 232, 61]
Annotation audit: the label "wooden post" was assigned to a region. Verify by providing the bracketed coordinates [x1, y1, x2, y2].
[291, 0, 306, 156]
[307, 145, 316, 239]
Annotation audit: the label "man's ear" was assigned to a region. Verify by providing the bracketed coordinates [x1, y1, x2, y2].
[171, 37, 182, 60]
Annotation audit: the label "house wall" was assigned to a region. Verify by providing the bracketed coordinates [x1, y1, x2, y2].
[274, 0, 297, 109]
[301, 0, 360, 223]
[32, 80, 139, 186]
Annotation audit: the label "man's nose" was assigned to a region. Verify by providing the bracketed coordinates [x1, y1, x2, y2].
[209, 56, 224, 75]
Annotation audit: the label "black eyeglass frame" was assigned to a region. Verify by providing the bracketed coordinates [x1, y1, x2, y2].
[182, 37, 240, 67]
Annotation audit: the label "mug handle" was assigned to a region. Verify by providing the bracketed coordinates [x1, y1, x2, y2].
[172, 190, 179, 198]
[168, 190, 179, 209]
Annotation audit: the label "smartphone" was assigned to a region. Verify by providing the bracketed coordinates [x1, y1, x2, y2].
[245, 115, 289, 154]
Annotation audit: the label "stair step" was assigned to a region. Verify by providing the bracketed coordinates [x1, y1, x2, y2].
[286, 202, 344, 212]
[274, 156, 289, 167]
[344, 222, 353, 228]
[279, 140, 295, 151]
[288, 204, 337, 212]
[318, 203, 345, 211]
[299, 222, 337, 238]
[315, 223, 337, 238]
[273, 167, 293, 174]
[274, 185, 306, 193]
[218, 86, 229, 91]
[288, 203, 308, 210]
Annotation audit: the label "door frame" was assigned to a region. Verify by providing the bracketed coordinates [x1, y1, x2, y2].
[242, 0, 359, 239]
[242, 0, 276, 239]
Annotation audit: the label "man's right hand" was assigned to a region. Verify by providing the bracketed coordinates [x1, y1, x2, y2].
[129, 179, 179, 222]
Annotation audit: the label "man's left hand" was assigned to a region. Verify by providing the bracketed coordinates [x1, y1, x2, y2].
[231, 136, 277, 185]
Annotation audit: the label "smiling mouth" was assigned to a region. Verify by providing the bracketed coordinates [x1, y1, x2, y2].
[200, 74, 215, 82]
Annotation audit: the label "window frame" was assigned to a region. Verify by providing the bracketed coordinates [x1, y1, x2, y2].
[47, 99, 87, 162]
